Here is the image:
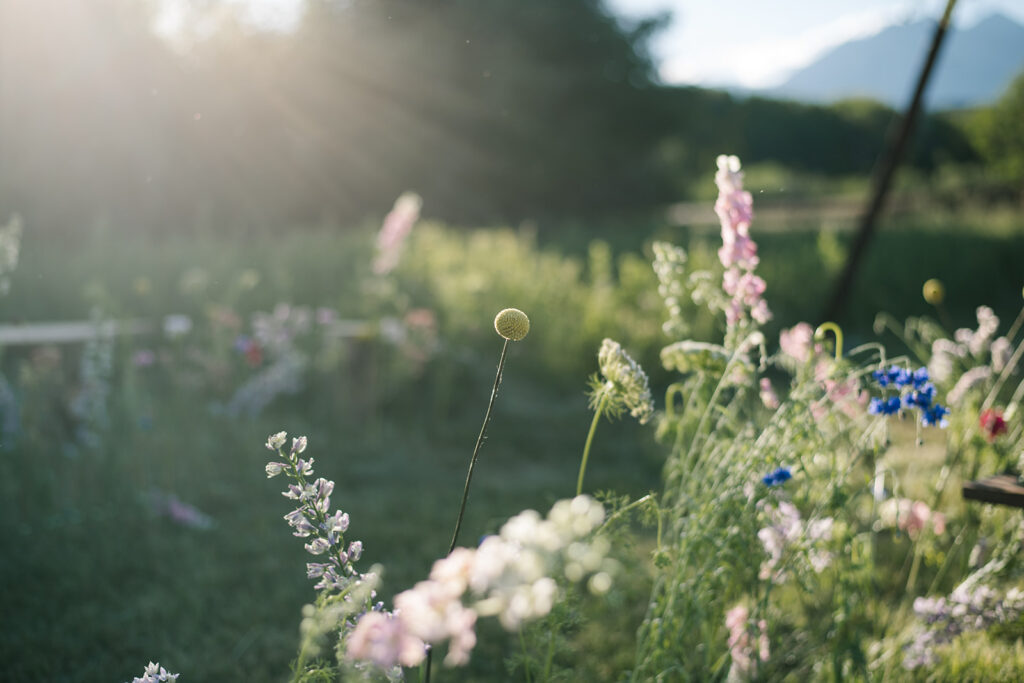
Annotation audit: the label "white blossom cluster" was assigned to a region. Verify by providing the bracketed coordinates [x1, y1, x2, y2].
[597, 338, 655, 424]
[347, 496, 615, 670]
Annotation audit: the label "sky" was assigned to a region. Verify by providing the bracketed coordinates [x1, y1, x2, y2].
[157, 0, 1024, 89]
[606, 0, 1024, 88]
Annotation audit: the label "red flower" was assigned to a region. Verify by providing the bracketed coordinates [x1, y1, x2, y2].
[979, 409, 1007, 441]
[244, 340, 263, 368]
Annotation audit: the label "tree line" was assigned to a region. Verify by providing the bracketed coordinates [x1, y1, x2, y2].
[0, 0, 1017, 235]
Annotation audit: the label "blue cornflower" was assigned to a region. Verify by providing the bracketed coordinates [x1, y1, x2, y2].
[904, 383, 936, 410]
[921, 403, 949, 428]
[762, 467, 792, 487]
[869, 396, 902, 416]
[872, 365, 912, 388]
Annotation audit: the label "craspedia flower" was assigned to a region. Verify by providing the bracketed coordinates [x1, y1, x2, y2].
[494, 308, 530, 341]
[922, 279, 944, 305]
[598, 338, 655, 424]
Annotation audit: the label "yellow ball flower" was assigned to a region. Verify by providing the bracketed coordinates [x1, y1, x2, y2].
[922, 279, 944, 305]
[494, 308, 530, 341]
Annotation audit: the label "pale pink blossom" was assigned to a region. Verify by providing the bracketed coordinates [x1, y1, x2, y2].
[714, 155, 770, 327]
[394, 581, 478, 666]
[760, 378, 780, 409]
[725, 604, 769, 678]
[373, 192, 422, 275]
[346, 611, 426, 669]
[779, 323, 816, 363]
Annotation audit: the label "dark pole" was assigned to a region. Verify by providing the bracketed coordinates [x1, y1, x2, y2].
[822, 0, 958, 322]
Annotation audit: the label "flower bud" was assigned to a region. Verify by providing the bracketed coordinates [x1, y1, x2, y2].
[494, 308, 530, 341]
[922, 279, 944, 305]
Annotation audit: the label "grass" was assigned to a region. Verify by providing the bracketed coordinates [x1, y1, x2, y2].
[1, 203, 1023, 680]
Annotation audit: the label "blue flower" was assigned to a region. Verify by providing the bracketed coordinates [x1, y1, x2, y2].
[872, 365, 914, 388]
[922, 404, 949, 428]
[869, 396, 902, 416]
[904, 383, 936, 410]
[762, 467, 792, 487]
[911, 367, 930, 388]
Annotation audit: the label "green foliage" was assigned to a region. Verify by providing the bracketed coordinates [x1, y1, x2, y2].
[969, 70, 1024, 182]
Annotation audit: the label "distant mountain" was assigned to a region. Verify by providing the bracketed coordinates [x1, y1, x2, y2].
[768, 13, 1024, 109]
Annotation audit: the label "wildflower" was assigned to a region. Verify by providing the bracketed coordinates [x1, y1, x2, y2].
[868, 396, 902, 416]
[761, 467, 791, 487]
[597, 339, 654, 424]
[346, 611, 426, 669]
[162, 314, 192, 338]
[779, 322, 816, 363]
[268, 433, 365, 592]
[714, 155, 771, 327]
[493, 308, 530, 342]
[266, 431, 288, 450]
[373, 192, 422, 275]
[758, 501, 833, 581]
[725, 604, 769, 679]
[127, 661, 179, 683]
[979, 408, 1007, 441]
[904, 584, 1024, 669]
[652, 240, 690, 338]
[759, 378, 780, 409]
[347, 496, 611, 671]
[921, 403, 949, 428]
[879, 498, 947, 538]
[922, 278, 944, 304]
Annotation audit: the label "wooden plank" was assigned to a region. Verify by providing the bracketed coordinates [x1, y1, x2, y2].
[0, 316, 375, 346]
[962, 474, 1024, 509]
[0, 319, 153, 345]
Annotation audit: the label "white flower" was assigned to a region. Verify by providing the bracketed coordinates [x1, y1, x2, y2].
[266, 431, 288, 450]
[162, 314, 193, 338]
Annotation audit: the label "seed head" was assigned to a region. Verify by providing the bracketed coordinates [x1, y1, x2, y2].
[494, 308, 530, 341]
[922, 279, 944, 305]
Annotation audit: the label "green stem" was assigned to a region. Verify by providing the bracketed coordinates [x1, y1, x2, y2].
[427, 339, 510, 682]
[519, 627, 533, 683]
[577, 389, 609, 496]
[447, 338, 510, 554]
[815, 321, 844, 360]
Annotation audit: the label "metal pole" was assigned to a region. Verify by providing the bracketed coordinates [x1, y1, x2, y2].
[822, 0, 958, 322]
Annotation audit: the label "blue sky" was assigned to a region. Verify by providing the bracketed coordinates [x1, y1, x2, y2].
[606, 0, 1024, 88]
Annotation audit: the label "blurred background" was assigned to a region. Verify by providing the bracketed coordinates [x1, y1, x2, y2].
[0, 0, 1022, 680]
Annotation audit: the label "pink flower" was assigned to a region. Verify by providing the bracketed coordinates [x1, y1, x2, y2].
[373, 192, 422, 275]
[779, 323, 815, 363]
[394, 578, 479, 667]
[760, 378, 780, 409]
[713, 155, 770, 327]
[725, 603, 769, 678]
[347, 611, 427, 669]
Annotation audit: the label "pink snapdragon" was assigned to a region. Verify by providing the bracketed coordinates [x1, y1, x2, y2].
[714, 155, 771, 326]
[373, 192, 422, 275]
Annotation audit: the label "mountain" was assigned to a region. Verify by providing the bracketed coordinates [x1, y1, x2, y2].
[768, 13, 1024, 109]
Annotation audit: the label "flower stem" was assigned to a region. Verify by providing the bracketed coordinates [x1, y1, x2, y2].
[448, 338, 509, 554]
[577, 390, 609, 496]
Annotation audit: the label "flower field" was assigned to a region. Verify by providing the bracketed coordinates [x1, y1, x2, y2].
[2, 158, 1024, 681]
